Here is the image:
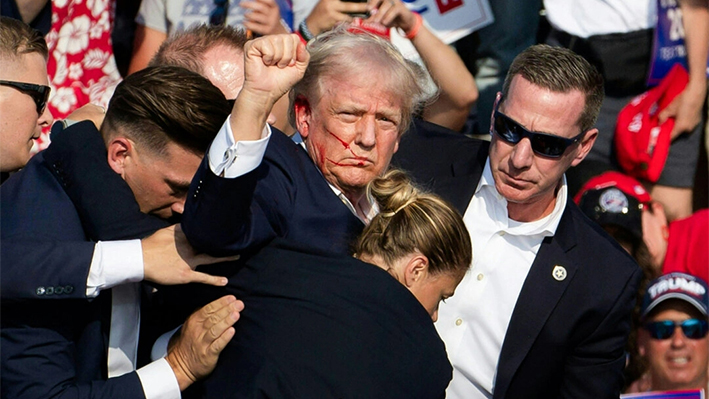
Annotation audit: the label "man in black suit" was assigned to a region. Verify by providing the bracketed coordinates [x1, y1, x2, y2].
[392, 44, 643, 398]
[1, 66, 244, 399]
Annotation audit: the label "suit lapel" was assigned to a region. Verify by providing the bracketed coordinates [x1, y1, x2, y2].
[493, 205, 579, 399]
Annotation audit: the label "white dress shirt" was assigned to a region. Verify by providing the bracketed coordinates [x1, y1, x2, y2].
[435, 159, 568, 399]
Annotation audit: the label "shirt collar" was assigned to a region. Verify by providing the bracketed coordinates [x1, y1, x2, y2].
[478, 157, 567, 236]
[297, 137, 377, 224]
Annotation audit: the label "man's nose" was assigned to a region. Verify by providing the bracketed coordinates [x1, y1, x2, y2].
[671, 326, 688, 347]
[39, 105, 54, 128]
[171, 200, 185, 215]
[355, 117, 377, 149]
[509, 137, 534, 170]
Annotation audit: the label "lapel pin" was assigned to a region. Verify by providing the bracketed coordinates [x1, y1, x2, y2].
[552, 265, 567, 281]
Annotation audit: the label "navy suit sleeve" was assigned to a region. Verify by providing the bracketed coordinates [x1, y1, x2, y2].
[182, 134, 295, 256]
[1, 302, 146, 399]
[559, 266, 643, 399]
[0, 240, 92, 300]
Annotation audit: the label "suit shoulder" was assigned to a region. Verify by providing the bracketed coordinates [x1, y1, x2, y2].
[564, 202, 640, 274]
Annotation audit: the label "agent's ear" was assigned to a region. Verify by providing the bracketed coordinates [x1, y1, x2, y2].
[106, 137, 134, 178]
[293, 95, 311, 138]
[403, 253, 429, 288]
[571, 128, 598, 167]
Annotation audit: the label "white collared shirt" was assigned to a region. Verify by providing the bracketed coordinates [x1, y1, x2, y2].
[435, 159, 568, 399]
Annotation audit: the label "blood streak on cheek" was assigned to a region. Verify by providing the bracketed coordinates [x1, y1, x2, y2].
[314, 143, 326, 167]
[327, 130, 357, 157]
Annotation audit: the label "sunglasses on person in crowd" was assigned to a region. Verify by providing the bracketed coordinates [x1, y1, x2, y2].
[0, 80, 51, 115]
[210, 0, 229, 26]
[492, 103, 586, 158]
[643, 319, 709, 340]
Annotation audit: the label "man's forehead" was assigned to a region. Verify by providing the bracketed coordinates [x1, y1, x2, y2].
[0, 52, 48, 83]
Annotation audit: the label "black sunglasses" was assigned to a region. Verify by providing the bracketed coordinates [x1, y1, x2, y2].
[643, 319, 709, 340]
[0, 80, 51, 115]
[492, 105, 586, 158]
[210, 0, 229, 26]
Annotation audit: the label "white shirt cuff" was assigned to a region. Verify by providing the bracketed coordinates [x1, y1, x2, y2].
[136, 358, 181, 399]
[86, 240, 144, 297]
[151, 326, 181, 362]
[208, 115, 271, 178]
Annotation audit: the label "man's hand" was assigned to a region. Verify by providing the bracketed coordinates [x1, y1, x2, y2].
[141, 225, 239, 286]
[658, 82, 706, 140]
[366, 0, 416, 32]
[304, 0, 368, 36]
[242, 34, 310, 102]
[241, 0, 290, 36]
[166, 295, 244, 390]
[230, 34, 309, 141]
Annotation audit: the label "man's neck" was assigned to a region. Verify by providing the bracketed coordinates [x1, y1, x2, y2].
[506, 180, 562, 222]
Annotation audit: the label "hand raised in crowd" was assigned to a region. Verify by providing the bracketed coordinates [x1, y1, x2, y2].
[229, 34, 309, 140]
[141, 224, 239, 287]
[241, 0, 290, 36]
[658, 82, 706, 140]
[166, 295, 244, 390]
[304, 0, 368, 36]
[366, 0, 416, 32]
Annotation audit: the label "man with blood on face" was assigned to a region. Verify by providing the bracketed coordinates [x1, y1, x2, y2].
[181, 29, 433, 257]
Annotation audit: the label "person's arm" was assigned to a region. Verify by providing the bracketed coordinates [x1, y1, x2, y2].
[128, 25, 167, 74]
[558, 267, 643, 398]
[366, 0, 477, 131]
[659, 0, 709, 139]
[181, 35, 309, 255]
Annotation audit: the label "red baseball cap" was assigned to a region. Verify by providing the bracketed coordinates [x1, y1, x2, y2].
[614, 64, 689, 183]
[574, 171, 652, 239]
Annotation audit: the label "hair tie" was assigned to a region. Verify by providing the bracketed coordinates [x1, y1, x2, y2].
[380, 197, 417, 217]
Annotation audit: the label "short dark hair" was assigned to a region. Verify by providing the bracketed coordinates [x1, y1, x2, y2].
[149, 24, 248, 75]
[502, 44, 604, 133]
[0, 16, 48, 61]
[102, 66, 230, 157]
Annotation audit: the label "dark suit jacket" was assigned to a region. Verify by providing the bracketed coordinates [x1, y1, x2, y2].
[1, 121, 167, 301]
[182, 127, 364, 258]
[188, 239, 451, 399]
[0, 122, 164, 399]
[392, 119, 642, 399]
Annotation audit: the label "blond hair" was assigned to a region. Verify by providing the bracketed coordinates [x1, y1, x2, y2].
[355, 169, 471, 276]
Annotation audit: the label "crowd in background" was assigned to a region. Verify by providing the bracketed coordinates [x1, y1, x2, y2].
[1, 0, 708, 398]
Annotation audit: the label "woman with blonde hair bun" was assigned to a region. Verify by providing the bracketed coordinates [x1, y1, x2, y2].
[194, 169, 472, 398]
[356, 168, 472, 321]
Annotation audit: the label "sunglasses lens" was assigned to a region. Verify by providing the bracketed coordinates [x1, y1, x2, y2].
[646, 321, 675, 339]
[494, 113, 521, 144]
[530, 134, 566, 157]
[682, 319, 709, 339]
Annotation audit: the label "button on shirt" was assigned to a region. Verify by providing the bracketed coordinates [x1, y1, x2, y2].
[435, 160, 568, 399]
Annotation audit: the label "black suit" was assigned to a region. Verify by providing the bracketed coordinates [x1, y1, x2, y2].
[392, 119, 642, 399]
[189, 239, 451, 399]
